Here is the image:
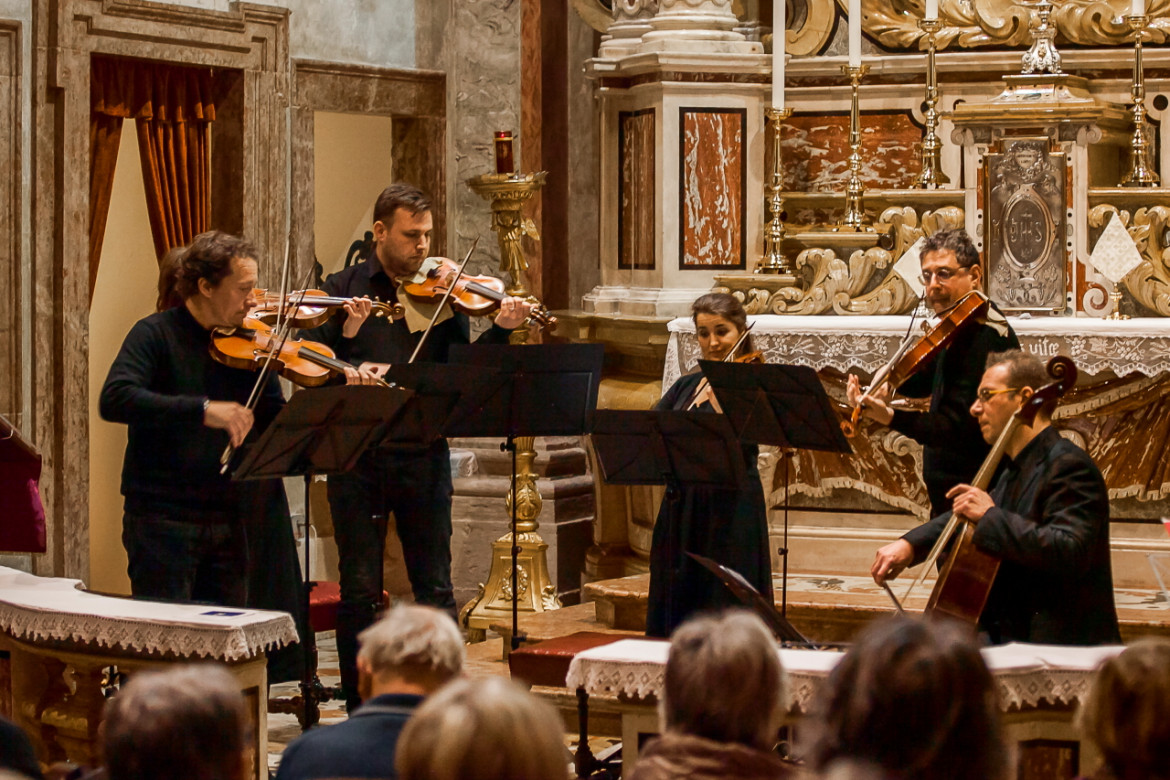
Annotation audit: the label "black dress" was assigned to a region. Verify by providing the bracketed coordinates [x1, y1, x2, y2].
[645, 372, 773, 638]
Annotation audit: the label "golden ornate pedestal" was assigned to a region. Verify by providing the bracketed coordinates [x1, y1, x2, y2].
[461, 171, 561, 643]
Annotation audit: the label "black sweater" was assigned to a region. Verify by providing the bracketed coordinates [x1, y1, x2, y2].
[99, 305, 285, 521]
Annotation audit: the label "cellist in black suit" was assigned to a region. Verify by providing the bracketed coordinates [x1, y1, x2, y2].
[872, 350, 1121, 646]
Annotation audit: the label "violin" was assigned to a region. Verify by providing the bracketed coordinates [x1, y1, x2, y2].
[209, 316, 388, 388]
[841, 291, 990, 437]
[399, 258, 556, 329]
[903, 356, 1077, 629]
[686, 325, 761, 412]
[250, 289, 403, 329]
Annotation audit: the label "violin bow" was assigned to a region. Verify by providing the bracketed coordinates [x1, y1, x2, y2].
[219, 239, 310, 473]
[407, 236, 480, 365]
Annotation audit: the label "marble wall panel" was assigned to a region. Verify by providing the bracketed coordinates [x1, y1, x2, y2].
[619, 109, 656, 270]
[782, 111, 920, 193]
[0, 22, 19, 422]
[448, 0, 522, 288]
[680, 108, 746, 270]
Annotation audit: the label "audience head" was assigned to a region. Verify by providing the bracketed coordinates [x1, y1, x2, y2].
[103, 664, 248, 780]
[661, 610, 786, 750]
[356, 603, 465, 698]
[804, 615, 1009, 780]
[1078, 638, 1170, 780]
[692, 292, 752, 362]
[396, 677, 567, 780]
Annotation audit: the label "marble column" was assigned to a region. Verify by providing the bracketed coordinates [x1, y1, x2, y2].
[563, 0, 770, 582]
[642, 0, 757, 49]
[579, 2, 767, 319]
[598, 0, 660, 59]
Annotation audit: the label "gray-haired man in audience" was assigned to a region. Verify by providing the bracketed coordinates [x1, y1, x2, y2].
[276, 604, 465, 780]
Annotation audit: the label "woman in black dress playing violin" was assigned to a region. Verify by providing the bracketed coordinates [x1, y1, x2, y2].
[645, 292, 773, 638]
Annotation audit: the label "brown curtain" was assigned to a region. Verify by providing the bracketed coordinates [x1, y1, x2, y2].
[89, 57, 216, 300]
[89, 112, 124, 302]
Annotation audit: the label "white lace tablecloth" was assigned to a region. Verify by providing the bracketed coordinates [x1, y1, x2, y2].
[0, 566, 298, 662]
[565, 638, 1123, 713]
[664, 316, 1170, 389]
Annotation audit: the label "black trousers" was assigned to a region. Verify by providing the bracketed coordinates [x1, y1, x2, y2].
[327, 443, 457, 701]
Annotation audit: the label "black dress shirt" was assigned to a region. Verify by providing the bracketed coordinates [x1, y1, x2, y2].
[889, 317, 1019, 516]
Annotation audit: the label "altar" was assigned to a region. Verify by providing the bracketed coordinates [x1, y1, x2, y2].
[0, 567, 298, 780]
[566, 638, 1123, 777]
[667, 314, 1170, 512]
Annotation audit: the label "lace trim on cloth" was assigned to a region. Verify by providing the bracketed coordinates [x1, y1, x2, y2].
[566, 639, 1122, 713]
[664, 316, 1170, 389]
[0, 567, 297, 662]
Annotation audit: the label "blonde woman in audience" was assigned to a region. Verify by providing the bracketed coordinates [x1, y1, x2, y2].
[630, 610, 794, 780]
[803, 615, 1010, 780]
[1077, 638, 1170, 780]
[395, 676, 569, 780]
[102, 664, 249, 780]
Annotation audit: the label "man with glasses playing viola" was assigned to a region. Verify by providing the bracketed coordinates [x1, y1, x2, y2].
[870, 350, 1120, 646]
[847, 229, 1019, 518]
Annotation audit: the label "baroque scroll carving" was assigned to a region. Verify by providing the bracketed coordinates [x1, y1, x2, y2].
[849, 0, 1168, 51]
[716, 205, 965, 316]
[1089, 204, 1170, 317]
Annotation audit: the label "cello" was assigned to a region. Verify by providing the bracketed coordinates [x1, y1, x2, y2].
[904, 355, 1077, 629]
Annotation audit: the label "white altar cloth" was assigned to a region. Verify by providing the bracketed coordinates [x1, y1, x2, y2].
[565, 638, 1123, 713]
[664, 315, 1170, 389]
[0, 566, 297, 662]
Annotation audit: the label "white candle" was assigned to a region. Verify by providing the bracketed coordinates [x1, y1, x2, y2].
[1131, 0, 1144, 15]
[772, 0, 785, 108]
[849, 0, 862, 67]
[926, 0, 938, 20]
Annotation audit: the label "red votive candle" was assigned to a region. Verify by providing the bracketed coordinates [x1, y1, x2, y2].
[494, 131, 515, 174]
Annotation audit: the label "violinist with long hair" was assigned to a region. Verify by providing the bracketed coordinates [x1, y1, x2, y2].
[302, 183, 532, 712]
[847, 229, 1019, 518]
[99, 231, 295, 625]
[646, 292, 772, 638]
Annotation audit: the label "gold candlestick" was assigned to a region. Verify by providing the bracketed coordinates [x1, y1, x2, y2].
[757, 106, 795, 275]
[916, 19, 949, 189]
[1121, 14, 1159, 187]
[462, 170, 560, 645]
[836, 64, 873, 231]
[1107, 285, 1129, 320]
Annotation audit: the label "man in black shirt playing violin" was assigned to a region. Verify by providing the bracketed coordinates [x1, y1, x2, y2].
[100, 231, 293, 613]
[305, 183, 532, 711]
[847, 229, 1019, 518]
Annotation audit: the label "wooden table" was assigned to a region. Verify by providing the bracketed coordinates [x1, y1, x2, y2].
[0, 566, 297, 780]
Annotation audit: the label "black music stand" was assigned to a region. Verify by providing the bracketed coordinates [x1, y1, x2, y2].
[232, 384, 413, 728]
[592, 408, 747, 637]
[376, 362, 499, 449]
[698, 360, 853, 616]
[590, 409, 745, 487]
[446, 343, 604, 649]
[687, 553, 812, 645]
